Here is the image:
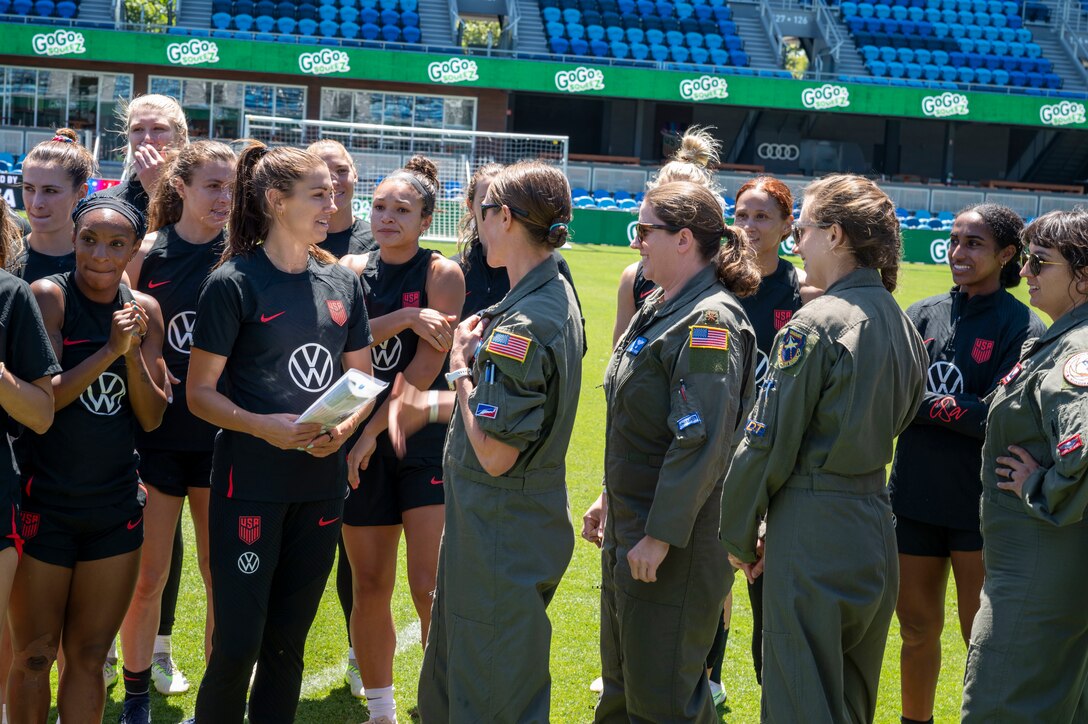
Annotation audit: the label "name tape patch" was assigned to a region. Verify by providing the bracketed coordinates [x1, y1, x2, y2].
[745, 419, 767, 437]
[677, 412, 702, 430]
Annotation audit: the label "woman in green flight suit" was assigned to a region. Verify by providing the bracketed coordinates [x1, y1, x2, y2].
[417, 161, 583, 724]
[719, 174, 927, 724]
[595, 181, 761, 723]
[961, 209, 1088, 722]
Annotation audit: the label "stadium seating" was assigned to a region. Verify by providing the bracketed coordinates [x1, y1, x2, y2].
[840, 0, 1062, 90]
[203, 0, 421, 42]
[0, 0, 79, 19]
[538, 0, 751, 67]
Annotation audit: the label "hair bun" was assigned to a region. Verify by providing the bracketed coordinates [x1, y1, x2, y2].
[404, 155, 440, 187]
[673, 126, 721, 169]
[54, 128, 79, 144]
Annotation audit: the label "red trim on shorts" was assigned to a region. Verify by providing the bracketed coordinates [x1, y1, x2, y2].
[23, 476, 32, 497]
[227, 466, 234, 498]
[8, 504, 22, 559]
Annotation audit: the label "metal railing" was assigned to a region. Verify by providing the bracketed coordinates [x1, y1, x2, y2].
[448, 0, 461, 46]
[758, 0, 786, 68]
[814, 0, 843, 65]
[502, 0, 520, 50]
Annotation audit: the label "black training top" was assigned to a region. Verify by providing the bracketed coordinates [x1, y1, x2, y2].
[362, 247, 446, 456]
[193, 248, 371, 502]
[17, 272, 141, 508]
[739, 258, 804, 385]
[0, 271, 61, 497]
[322, 217, 375, 259]
[457, 242, 579, 318]
[631, 262, 657, 312]
[889, 287, 1046, 530]
[15, 239, 76, 284]
[98, 176, 149, 220]
[136, 225, 224, 452]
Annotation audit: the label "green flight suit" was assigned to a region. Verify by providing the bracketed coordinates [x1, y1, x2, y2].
[719, 267, 926, 724]
[962, 304, 1088, 723]
[595, 265, 756, 724]
[417, 255, 583, 724]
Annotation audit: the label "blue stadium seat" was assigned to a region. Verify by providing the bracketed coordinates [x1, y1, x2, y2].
[255, 0, 274, 14]
[611, 39, 629, 56]
[709, 47, 728, 64]
[985, 54, 1001, 69]
[657, 0, 675, 16]
[732, 49, 748, 65]
[618, 0, 635, 11]
[1008, 69, 1026, 85]
[255, 14, 275, 30]
[213, 11, 233, 27]
[55, 0, 76, 15]
[666, 29, 684, 45]
[543, 5, 561, 21]
[991, 67, 1010, 85]
[299, 17, 319, 33]
[869, 59, 888, 75]
[991, 39, 1007, 55]
[718, 18, 736, 34]
[676, 1, 693, 18]
[318, 3, 337, 19]
[379, 8, 397, 24]
[340, 5, 357, 21]
[590, 38, 608, 55]
[897, 47, 913, 63]
[567, 22, 586, 39]
[949, 49, 965, 65]
[888, 60, 905, 77]
[236, 0, 255, 12]
[234, 12, 255, 29]
[587, 23, 605, 40]
[922, 62, 940, 79]
[630, 41, 649, 58]
[1045, 72, 1061, 89]
[725, 34, 743, 50]
[32, 0, 53, 13]
[690, 46, 708, 63]
[892, 4, 907, 19]
[380, 23, 400, 40]
[1008, 40, 1024, 57]
[359, 6, 378, 22]
[401, 9, 418, 25]
[685, 31, 702, 46]
[914, 47, 932, 63]
[645, 27, 664, 44]
[1027, 71, 1044, 87]
[975, 66, 992, 82]
[549, 36, 570, 52]
[650, 43, 669, 60]
[624, 26, 642, 42]
[399, 24, 418, 41]
[932, 20, 948, 36]
[562, 7, 581, 22]
[875, 2, 890, 17]
[1025, 41, 1040, 58]
[340, 19, 358, 36]
[861, 44, 879, 62]
[546, 20, 564, 37]
[570, 37, 589, 53]
[711, 4, 730, 20]
[939, 64, 957, 80]
[880, 45, 897, 62]
[605, 25, 623, 41]
[319, 18, 339, 34]
[277, 16, 296, 31]
[905, 61, 922, 78]
[670, 44, 689, 61]
[932, 48, 948, 64]
[694, 3, 712, 20]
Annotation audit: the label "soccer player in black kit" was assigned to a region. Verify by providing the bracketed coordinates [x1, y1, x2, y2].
[889, 204, 1044, 724]
[16, 129, 92, 282]
[308, 140, 377, 259]
[186, 142, 375, 723]
[0, 205, 60, 712]
[339, 156, 464, 724]
[117, 140, 236, 722]
[9, 196, 169, 723]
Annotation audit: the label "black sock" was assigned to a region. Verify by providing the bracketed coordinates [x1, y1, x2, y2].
[901, 717, 934, 724]
[123, 666, 151, 700]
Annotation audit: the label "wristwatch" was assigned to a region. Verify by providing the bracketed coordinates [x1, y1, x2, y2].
[445, 367, 472, 390]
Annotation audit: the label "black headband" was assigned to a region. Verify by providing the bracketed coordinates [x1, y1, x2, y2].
[72, 195, 147, 241]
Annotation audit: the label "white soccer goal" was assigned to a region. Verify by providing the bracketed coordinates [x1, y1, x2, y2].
[241, 115, 570, 243]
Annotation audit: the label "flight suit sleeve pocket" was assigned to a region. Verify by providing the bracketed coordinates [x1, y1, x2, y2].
[666, 383, 707, 449]
[469, 359, 547, 452]
[742, 375, 780, 451]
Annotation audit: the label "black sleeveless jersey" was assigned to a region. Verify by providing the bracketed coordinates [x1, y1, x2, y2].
[136, 225, 223, 451]
[15, 239, 76, 284]
[457, 242, 579, 319]
[97, 176, 149, 221]
[0, 271, 61, 497]
[631, 263, 657, 312]
[193, 248, 371, 503]
[16, 272, 141, 508]
[322, 217, 375, 259]
[739, 258, 803, 385]
[362, 247, 446, 455]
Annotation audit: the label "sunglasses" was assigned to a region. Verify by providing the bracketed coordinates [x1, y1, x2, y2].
[791, 222, 831, 243]
[634, 222, 683, 241]
[480, 202, 529, 221]
[1023, 251, 1065, 276]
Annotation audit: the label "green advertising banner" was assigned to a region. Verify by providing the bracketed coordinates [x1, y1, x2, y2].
[7, 25, 1088, 130]
[570, 208, 954, 265]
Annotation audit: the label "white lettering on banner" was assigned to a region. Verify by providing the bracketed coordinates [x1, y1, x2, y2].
[32, 30, 86, 56]
[555, 67, 605, 93]
[298, 49, 350, 75]
[921, 92, 969, 118]
[166, 38, 220, 65]
[1040, 101, 1087, 126]
[801, 84, 850, 110]
[427, 57, 479, 83]
[930, 238, 950, 263]
[679, 76, 729, 101]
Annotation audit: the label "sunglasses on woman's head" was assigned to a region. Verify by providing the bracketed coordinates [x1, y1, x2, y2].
[791, 222, 831, 243]
[1023, 251, 1064, 276]
[480, 203, 529, 221]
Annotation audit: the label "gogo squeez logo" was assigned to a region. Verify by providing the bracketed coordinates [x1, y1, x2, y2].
[801, 84, 849, 110]
[167, 38, 219, 66]
[922, 92, 969, 118]
[32, 29, 86, 56]
[555, 67, 605, 93]
[1040, 101, 1087, 127]
[299, 49, 350, 75]
[428, 57, 478, 84]
[680, 76, 729, 102]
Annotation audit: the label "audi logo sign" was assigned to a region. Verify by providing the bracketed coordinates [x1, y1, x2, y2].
[757, 143, 800, 161]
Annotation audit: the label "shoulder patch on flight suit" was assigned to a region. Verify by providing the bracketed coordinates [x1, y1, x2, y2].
[487, 329, 533, 363]
[1058, 434, 1083, 457]
[701, 310, 719, 325]
[1062, 352, 1088, 387]
[688, 324, 730, 373]
[745, 418, 767, 437]
[775, 327, 814, 374]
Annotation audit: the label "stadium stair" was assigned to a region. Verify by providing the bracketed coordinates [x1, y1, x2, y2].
[1025, 23, 1088, 93]
[417, 0, 455, 45]
[178, 0, 214, 29]
[75, 0, 112, 23]
[731, 5, 780, 69]
[513, 0, 550, 53]
[829, 25, 871, 75]
[1026, 131, 1088, 182]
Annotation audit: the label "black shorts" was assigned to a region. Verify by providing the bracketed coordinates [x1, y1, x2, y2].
[894, 513, 983, 557]
[20, 486, 146, 568]
[0, 497, 22, 558]
[139, 448, 213, 497]
[343, 454, 444, 527]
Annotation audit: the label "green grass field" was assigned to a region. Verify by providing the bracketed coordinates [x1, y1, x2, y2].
[93, 244, 1031, 723]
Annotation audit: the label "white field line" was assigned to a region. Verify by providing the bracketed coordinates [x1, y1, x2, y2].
[299, 620, 422, 696]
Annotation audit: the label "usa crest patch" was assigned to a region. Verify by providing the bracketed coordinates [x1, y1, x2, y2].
[238, 516, 261, 546]
[326, 300, 347, 326]
[972, 338, 994, 364]
[778, 328, 807, 369]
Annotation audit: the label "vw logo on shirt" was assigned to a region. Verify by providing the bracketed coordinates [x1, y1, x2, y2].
[927, 361, 964, 395]
[754, 349, 770, 384]
[288, 343, 334, 392]
[371, 335, 403, 373]
[167, 310, 196, 355]
[237, 551, 260, 574]
[79, 372, 127, 416]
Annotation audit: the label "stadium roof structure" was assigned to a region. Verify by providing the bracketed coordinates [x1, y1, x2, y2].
[6, 22, 1088, 130]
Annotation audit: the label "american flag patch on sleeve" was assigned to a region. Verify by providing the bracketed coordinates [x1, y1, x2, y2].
[487, 330, 532, 363]
[689, 325, 729, 351]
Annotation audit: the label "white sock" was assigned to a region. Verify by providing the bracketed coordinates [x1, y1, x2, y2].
[154, 635, 171, 656]
[107, 639, 117, 659]
[347, 646, 355, 662]
[364, 684, 396, 721]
